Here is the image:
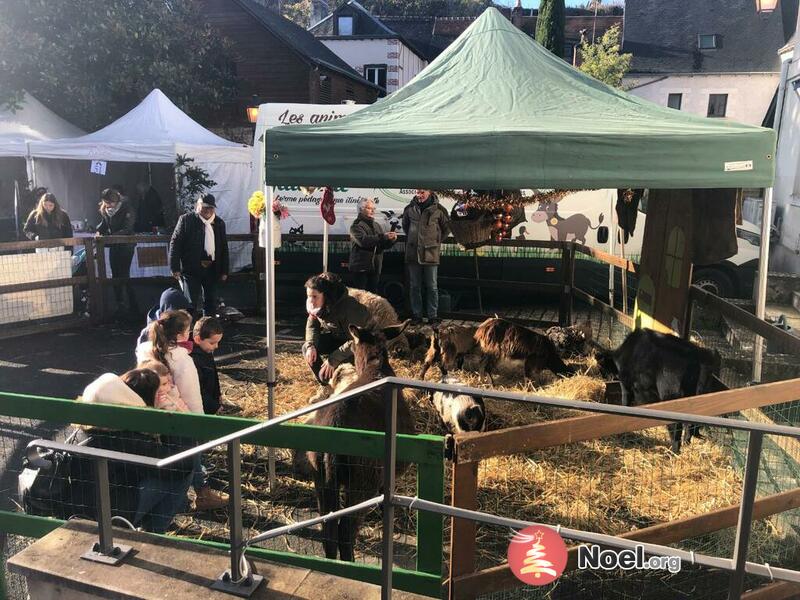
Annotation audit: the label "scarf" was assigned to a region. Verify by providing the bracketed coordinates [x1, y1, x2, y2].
[199, 213, 215, 261]
[306, 297, 322, 319]
[105, 205, 119, 217]
[178, 340, 194, 353]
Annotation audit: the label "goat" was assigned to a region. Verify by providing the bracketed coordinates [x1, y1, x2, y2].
[545, 322, 593, 358]
[431, 376, 487, 433]
[475, 318, 574, 382]
[305, 321, 414, 561]
[419, 324, 482, 379]
[601, 328, 720, 454]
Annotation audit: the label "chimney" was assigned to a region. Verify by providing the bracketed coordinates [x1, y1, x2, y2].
[511, 0, 524, 28]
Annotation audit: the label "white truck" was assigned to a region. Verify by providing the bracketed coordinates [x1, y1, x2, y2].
[254, 103, 760, 299]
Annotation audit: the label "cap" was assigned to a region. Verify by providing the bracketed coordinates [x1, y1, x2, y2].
[200, 193, 216, 208]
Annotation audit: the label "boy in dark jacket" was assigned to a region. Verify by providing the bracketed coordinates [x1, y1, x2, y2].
[190, 316, 224, 415]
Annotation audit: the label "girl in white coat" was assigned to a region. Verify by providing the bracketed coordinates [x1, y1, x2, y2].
[136, 310, 203, 414]
[135, 310, 228, 511]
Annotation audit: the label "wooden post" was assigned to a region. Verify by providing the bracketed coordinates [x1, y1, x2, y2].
[82, 238, 103, 325]
[95, 238, 108, 323]
[448, 460, 478, 600]
[559, 243, 575, 326]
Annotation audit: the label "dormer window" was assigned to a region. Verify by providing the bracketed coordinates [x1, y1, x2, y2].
[698, 34, 720, 49]
[338, 16, 353, 36]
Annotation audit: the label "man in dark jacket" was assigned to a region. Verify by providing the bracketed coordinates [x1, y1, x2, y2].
[349, 198, 397, 293]
[169, 194, 229, 317]
[401, 189, 450, 324]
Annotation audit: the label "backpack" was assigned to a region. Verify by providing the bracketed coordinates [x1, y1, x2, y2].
[19, 429, 94, 520]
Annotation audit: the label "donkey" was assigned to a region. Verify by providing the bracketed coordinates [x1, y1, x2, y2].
[530, 199, 604, 244]
[306, 321, 414, 562]
[475, 318, 574, 382]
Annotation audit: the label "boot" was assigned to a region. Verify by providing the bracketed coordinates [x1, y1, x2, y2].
[193, 486, 229, 511]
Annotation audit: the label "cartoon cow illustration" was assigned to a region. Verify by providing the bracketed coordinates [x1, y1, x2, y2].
[530, 200, 604, 243]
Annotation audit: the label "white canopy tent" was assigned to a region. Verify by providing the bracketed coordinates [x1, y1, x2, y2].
[0, 92, 84, 159]
[0, 92, 84, 239]
[28, 89, 254, 268]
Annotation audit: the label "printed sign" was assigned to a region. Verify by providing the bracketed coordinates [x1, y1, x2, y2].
[724, 160, 754, 172]
[90, 160, 107, 175]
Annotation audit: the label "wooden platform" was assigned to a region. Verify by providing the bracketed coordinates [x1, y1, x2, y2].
[7, 520, 428, 600]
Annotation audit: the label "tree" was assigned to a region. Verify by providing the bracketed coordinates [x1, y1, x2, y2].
[578, 25, 632, 89]
[535, 0, 565, 59]
[282, 0, 314, 26]
[332, 0, 493, 16]
[0, 0, 238, 131]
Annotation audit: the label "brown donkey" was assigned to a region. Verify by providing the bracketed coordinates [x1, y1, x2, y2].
[306, 321, 414, 561]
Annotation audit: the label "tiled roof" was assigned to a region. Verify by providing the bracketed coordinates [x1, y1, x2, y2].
[623, 0, 798, 74]
[233, 0, 380, 88]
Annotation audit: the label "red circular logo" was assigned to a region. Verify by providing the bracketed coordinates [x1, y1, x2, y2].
[507, 526, 568, 586]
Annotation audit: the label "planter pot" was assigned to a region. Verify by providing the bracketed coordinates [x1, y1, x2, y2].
[259, 217, 282, 249]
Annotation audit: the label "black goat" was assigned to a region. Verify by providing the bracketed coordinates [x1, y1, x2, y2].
[601, 328, 720, 453]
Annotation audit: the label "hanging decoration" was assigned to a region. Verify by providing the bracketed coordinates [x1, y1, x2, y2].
[320, 186, 336, 225]
[248, 190, 290, 249]
[441, 189, 581, 248]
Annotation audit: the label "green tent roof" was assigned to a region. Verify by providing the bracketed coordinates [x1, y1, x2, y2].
[266, 8, 776, 189]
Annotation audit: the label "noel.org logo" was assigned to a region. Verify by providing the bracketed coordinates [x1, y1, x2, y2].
[507, 526, 568, 586]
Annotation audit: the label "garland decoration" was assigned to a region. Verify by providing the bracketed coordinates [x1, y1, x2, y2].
[437, 189, 583, 244]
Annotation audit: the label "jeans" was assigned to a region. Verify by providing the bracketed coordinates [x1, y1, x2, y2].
[182, 266, 218, 317]
[407, 263, 438, 319]
[108, 244, 137, 313]
[134, 472, 192, 533]
[307, 333, 350, 384]
[351, 271, 380, 294]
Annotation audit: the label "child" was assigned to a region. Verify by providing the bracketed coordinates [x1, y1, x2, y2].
[190, 316, 225, 415]
[138, 360, 190, 412]
[136, 310, 203, 414]
[137, 287, 191, 346]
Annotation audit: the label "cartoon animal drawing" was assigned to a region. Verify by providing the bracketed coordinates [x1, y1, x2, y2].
[515, 226, 528, 241]
[289, 224, 304, 235]
[381, 210, 402, 233]
[530, 200, 604, 243]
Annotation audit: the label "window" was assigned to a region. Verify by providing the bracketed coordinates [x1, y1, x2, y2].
[663, 226, 686, 289]
[698, 34, 719, 49]
[707, 94, 728, 118]
[667, 93, 682, 110]
[338, 16, 353, 35]
[364, 64, 387, 90]
[319, 75, 331, 103]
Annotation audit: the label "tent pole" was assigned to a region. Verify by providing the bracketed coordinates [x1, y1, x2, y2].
[13, 180, 21, 241]
[264, 165, 277, 489]
[752, 186, 774, 383]
[609, 191, 616, 309]
[322, 221, 329, 272]
[147, 162, 153, 186]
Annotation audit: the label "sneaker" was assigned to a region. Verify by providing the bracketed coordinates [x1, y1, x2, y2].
[193, 486, 229, 511]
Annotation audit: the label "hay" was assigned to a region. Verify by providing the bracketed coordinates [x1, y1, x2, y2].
[207, 333, 745, 569]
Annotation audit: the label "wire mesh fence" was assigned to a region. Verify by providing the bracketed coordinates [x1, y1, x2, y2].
[0, 396, 441, 600]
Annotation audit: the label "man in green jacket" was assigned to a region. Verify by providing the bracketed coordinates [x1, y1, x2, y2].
[402, 189, 450, 324]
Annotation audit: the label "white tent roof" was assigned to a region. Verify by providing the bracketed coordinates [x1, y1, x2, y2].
[0, 92, 84, 157]
[29, 89, 250, 163]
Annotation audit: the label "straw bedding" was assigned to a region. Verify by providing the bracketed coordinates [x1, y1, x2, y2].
[178, 331, 743, 569]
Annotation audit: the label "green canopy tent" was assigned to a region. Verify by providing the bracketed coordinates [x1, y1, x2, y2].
[257, 8, 779, 438]
[265, 8, 776, 190]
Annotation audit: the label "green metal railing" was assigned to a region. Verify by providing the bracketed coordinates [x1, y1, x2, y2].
[0, 391, 445, 598]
